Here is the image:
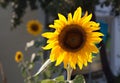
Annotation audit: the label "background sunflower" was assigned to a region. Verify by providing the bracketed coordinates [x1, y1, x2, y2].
[15, 51, 23, 63]
[27, 20, 42, 36]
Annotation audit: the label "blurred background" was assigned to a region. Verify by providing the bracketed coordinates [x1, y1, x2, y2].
[0, 0, 120, 83]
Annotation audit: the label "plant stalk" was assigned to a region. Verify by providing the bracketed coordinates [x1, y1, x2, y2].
[66, 64, 73, 81]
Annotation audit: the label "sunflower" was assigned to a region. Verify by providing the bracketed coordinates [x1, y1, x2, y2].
[27, 20, 42, 36]
[42, 7, 103, 70]
[15, 51, 23, 63]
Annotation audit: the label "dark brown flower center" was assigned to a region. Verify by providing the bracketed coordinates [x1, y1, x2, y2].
[31, 24, 39, 31]
[17, 54, 21, 59]
[58, 24, 86, 52]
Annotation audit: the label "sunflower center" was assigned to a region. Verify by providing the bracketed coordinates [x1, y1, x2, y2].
[31, 24, 38, 31]
[58, 24, 86, 52]
[17, 54, 21, 59]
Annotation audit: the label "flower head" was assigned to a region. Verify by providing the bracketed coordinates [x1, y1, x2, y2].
[15, 51, 23, 63]
[27, 20, 42, 36]
[42, 7, 104, 69]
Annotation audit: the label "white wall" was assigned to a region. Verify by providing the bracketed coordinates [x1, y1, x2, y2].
[0, 5, 45, 83]
[111, 16, 120, 76]
[96, 3, 120, 76]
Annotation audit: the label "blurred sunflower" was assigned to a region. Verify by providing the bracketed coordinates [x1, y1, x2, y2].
[42, 7, 104, 69]
[27, 20, 42, 36]
[15, 51, 23, 63]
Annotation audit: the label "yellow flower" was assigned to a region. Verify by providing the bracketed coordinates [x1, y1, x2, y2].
[27, 20, 42, 36]
[42, 7, 104, 70]
[15, 51, 23, 63]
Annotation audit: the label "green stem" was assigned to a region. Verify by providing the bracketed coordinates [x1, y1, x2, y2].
[66, 64, 73, 81]
[21, 60, 31, 83]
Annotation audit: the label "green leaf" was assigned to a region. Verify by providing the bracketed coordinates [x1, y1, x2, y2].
[73, 75, 85, 83]
[55, 75, 64, 81]
[41, 79, 55, 83]
[57, 81, 66, 83]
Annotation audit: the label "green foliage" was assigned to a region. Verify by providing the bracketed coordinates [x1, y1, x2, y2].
[41, 75, 64, 83]
[15, 38, 65, 83]
[73, 75, 85, 83]
[40, 75, 85, 83]
[54, 75, 64, 81]
[41, 79, 55, 83]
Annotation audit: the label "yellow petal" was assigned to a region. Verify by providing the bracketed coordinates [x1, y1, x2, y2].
[87, 32, 104, 37]
[73, 7, 82, 22]
[68, 13, 73, 24]
[81, 53, 88, 66]
[77, 61, 83, 70]
[81, 14, 92, 24]
[84, 61, 88, 66]
[63, 52, 69, 68]
[70, 53, 78, 69]
[87, 37, 102, 43]
[47, 37, 58, 43]
[83, 57, 88, 66]
[89, 21, 100, 27]
[55, 51, 66, 66]
[78, 50, 88, 67]
[79, 11, 88, 22]
[77, 55, 84, 69]
[49, 20, 64, 31]
[84, 27, 100, 32]
[83, 22, 100, 32]
[54, 20, 64, 27]
[58, 13, 67, 24]
[87, 53, 92, 63]
[49, 24, 58, 29]
[89, 44, 99, 53]
[42, 41, 58, 50]
[42, 32, 57, 39]
[83, 11, 88, 17]
[92, 32, 104, 37]
[50, 46, 60, 62]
